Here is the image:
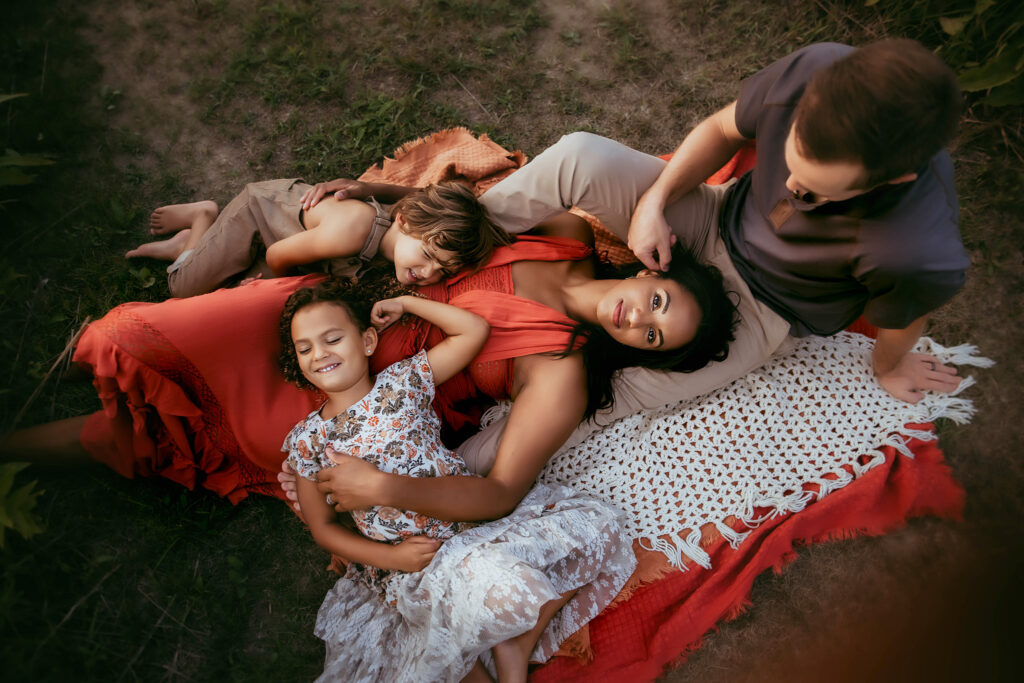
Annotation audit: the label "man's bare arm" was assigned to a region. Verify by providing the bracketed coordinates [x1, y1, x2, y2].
[301, 179, 418, 210]
[629, 101, 748, 271]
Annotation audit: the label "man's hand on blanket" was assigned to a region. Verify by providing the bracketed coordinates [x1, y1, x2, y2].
[875, 352, 962, 403]
[390, 536, 443, 573]
[628, 193, 677, 272]
[301, 178, 369, 210]
[316, 454, 383, 511]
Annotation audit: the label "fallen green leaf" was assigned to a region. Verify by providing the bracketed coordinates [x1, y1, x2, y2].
[0, 167, 37, 186]
[939, 15, 971, 35]
[982, 74, 1024, 106]
[0, 150, 55, 167]
[0, 463, 46, 549]
[959, 46, 1024, 91]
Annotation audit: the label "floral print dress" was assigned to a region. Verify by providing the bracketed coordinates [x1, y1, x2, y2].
[283, 351, 636, 683]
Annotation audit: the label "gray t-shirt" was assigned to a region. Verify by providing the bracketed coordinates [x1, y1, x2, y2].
[719, 42, 968, 336]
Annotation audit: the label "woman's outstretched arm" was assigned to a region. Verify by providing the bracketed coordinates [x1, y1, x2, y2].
[316, 353, 587, 521]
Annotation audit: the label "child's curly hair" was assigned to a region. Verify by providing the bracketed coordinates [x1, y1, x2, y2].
[277, 275, 408, 390]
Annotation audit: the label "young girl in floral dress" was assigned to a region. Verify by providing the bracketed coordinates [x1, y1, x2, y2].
[279, 280, 635, 683]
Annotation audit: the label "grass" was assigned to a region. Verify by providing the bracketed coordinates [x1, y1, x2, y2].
[2, 0, 1022, 680]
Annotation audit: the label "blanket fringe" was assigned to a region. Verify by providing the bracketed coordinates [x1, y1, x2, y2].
[547, 335, 990, 570]
[639, 528, 710, 570]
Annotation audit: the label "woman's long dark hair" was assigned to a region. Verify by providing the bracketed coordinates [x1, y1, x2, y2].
[563, 243, 738, 420]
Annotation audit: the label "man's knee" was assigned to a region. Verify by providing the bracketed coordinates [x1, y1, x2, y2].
[548, 131, 623, 168]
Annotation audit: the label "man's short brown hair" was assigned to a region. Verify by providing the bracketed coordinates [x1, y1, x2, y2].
[392, 181, 513, 272]
[793, 39, 961, 187]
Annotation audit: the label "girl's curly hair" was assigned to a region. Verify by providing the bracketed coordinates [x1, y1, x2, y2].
[277, 274, 409, 390]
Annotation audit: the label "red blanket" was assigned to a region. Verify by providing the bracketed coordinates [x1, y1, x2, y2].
[532, 435, 963, 680]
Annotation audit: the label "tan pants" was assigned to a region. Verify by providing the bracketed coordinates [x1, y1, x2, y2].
[462, 132, 793, 473]
[167, 179, 311, 297]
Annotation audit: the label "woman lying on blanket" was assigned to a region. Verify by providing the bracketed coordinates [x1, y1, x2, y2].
[2, 212, 737, 529]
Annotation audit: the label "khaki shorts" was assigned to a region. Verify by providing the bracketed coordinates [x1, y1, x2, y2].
[167, 178, 312, 297]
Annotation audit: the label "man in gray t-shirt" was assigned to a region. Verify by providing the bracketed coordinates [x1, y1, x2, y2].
[629, 39, 967, 404]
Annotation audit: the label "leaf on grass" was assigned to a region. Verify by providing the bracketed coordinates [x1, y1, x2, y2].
[939, 15, 971, 35]
[129, 266, 156, 288]
[0, 463, 46, 549]
[959, 47, 1024, 91]
[982, 74, 1024, 106]
[0, 462, 26, 498]
[0, 167, 37, 187]
[0, 150, 55, 167]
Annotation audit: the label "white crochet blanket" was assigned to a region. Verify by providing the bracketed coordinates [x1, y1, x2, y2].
[529, 332, 991, 569]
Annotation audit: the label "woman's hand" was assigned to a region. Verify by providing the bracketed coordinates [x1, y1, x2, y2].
[388, 536, 442, 572]
[301, 178, 369, 210]
[371, 296, 409, 330]
[316, 454, 385, 510]
[278, 459, 301, 513]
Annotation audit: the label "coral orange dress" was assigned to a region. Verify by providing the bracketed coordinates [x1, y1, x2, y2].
[73, 236, 591, 503]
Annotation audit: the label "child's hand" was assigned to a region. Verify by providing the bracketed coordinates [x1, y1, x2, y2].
[371, 297, 408, 330]
[390, 535, 442, 572]
[301, 179, 368, 210]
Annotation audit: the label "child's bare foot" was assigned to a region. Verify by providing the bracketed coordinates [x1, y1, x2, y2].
[149, 200, 218, 235]
[491, 636, 531, 683]
[125, 229, 191, 261]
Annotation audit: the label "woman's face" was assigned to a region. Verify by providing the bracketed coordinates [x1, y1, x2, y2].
[596, 271, 700, 351]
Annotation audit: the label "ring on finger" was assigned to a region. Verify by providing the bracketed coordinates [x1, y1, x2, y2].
[326, 493, 335, 505]
[929, 361, 936, 371]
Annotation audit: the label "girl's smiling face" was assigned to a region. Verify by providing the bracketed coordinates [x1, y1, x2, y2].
[595, 271, 701, 350]
[290, 302, 377, 401]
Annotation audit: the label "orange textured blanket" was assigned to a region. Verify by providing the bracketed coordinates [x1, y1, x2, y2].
[358, 127, 527, 194]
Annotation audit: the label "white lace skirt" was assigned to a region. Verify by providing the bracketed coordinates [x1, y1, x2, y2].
[314, 483, 636, 683]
